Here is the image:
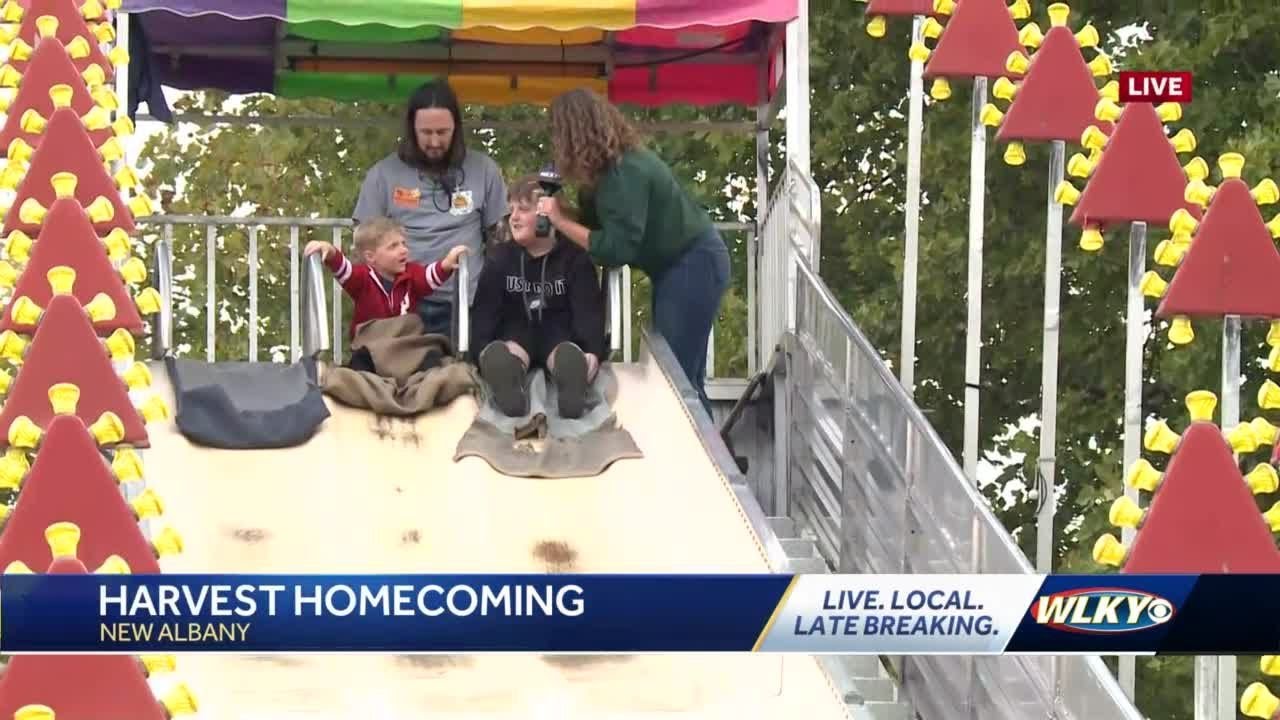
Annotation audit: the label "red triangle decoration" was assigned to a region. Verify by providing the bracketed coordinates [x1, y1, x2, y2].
[2, 106, 133, 236]
[0, 655, 167, 720]
[0, 415, 160, 573]
[1156, 178, 1280, 319]
[0, 36, 111, 151]
[995, 26, 1104, 143]
[9, 0, 114, 80]
[1070, 102, 1201, 229]
[0, 294, 149, 448]
[0, 198, 142, 334]
[923, 0, 1022, 80]
[866, 0, 936, 16]
[1123, 423, 1280, 573]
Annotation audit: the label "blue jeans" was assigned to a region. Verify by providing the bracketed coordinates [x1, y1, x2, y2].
[651, 226, 730, 418]
[417, 299, 453, 339]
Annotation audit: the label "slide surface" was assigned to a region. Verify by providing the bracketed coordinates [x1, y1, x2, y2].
[141, 358, 852, 719]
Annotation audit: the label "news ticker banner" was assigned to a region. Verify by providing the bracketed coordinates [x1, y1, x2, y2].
[0, 572, 1275, 654]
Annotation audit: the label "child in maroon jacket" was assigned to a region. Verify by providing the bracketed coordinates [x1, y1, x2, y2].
[304, 217, 466, 373]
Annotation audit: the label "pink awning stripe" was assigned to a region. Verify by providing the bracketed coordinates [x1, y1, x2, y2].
[633, 0, 796, 29]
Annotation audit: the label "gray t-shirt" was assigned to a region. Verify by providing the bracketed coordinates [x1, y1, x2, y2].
[353, 149, 506, 304]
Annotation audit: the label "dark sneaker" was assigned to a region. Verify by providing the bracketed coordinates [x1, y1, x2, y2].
[417, 349, 444, 373]
[346, 347, 376, 374]
[551, 343, 589, 419]
[479, 342, 528, 417]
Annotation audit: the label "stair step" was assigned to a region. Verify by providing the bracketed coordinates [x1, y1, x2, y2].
[786, 556, 829, 574]
[780, 537, 817, 558]
[843, 676, 897, 703]
[767, 516, 796, 538]
[833, 654, 888, 679]
[857, 701, 912, 720]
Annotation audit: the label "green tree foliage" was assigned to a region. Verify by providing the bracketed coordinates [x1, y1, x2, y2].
[136, 2, 1280, 716]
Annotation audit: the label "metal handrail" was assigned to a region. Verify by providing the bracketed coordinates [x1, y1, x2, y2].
[149, 234, 174, 359]
[300, 252, 331, 358]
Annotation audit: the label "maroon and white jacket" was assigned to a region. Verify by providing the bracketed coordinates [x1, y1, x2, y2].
[323, 248, 453, 339]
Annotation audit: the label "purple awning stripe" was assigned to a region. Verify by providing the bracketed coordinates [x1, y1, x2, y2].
[122, 0, 287, 19]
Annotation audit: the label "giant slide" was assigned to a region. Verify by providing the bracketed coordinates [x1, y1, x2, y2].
[140, 348, 854, 720]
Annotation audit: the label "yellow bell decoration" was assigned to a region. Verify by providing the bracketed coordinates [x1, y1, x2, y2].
[1252, 178, 1280, 206]
[122, 361, 152, 390]
[113, 166, 139, 191]
[1153, 102, 1181, 123]
[0, 329, 26, 361]
[1170, 128, 1197, 154]
[1081, 125, 1108, 151]
[6, 37, 30, 62]
[18, 108, 45, 134]
[1247, 464, 1280, 495]
[136, 287, 162, 315]
[0, 367, 9, 394]
[0, 63, 21, 87]
[82, 63, 106, 88]
[120, 257, 147, 285]
[1076, 23, 1100, 48]
[4, 560, 31, 573]
[0, 24, 15, 44]
[1154, 238, 1190, 267]
[1168, 316, 1194, 344]
[65, 35, 91, 60]
[864, 15, 887, 39]
[907, 42, 930, 64]
[1168, 207, 1198, 236]
[81, 0, 105, 21]
[130, 488, 164, 520]
[1242, 681, 1280, 720]
[0, 161, 24, 191]
[93, 21, 115, 44]
[0, 87, 14, 112]
[13, 705, 54, 720]
[84, 293, 116, 323]
[18, 198, 46, 225]
[1067, 152, 1095, 178]
[1046, 1, 1070, 26]
[35, 14, 58, 37]
[992, 76, 1018, 102]
[1268, 321, 1280, 348]
[1094, 98, 1122, 123]
[1217, 152, 1246, 178]
[139, 395, 170, 423]
[162, 683, 198, 717]
[113, 115, 135, 138]
[1260, 379, 1280, 410]
[106, 0, 121, 9]
[108, 46, 129, 67]
[1266, 503, 1280, 533]
[0, 450, 25, 490]
[1054, 181, 1081, 206]
[98, 136, 123, 163]
[1088, 53, 1112, 77]
[103, 228, 131, 262]
[0, 260, 15, 288]
[91, 85, 118, 111]
[1100, 80, 1120, 102]
[1263, 655, 1280, 676]
[48, 382, 79, 416]
[6, 229, 32, 263]
[1108, 496, 1144, 529]
[128, 194, 155, 218]
[1003, 142, 1026, 166]
[7, 137, 32, 163]
[89, 411, 125, 445]
[1018, 23, 1044, 49]
[50, 171, 78, 199]
[1092, 533, 1127, 567]
[105, 327, 135, 360]
[922, 17, 944, 40]
[1227, 423, 1260, 454]
[929, 77, 952, 101]
[934, 0, 955, 14]
[1008, 0, 1031, 20]
[81, 105, 111, 131]
[1186, 389, 1217, 421]
[46, 521, 80, 558]
[47, 265, 76, 295]
[1125, 459, 1163, 492]
[1144, 419, 1181, 454]
[85, 196, 115, 223]
[1268, 214, 1280, 239]
[10, 296, 42, 325]
[1252, 417, 1280, 445]
[1078, 228, 1104, 252]
[1005, 51, 1030, 75]
[112, 447, 143, 484]
[1138, 271, 1168, 298]
[97, 555, 130, 574]
[141, 654, 177, 675]
[1184, 156, 1209, 182]
[153, 526, 185, 558]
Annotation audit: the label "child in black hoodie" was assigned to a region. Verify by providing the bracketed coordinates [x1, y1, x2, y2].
[470, 175, 607, 419]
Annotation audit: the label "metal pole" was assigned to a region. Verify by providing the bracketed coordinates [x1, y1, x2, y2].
[1036, 140, 1066, 572]
[962, 76, 989, 485]
[1196, 315, 1241, 720]
[1118, 220, 1146, 699]
[899, 16, 925, 397]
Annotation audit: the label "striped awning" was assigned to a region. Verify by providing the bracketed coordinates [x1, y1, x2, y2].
[120, 0, 794, 108]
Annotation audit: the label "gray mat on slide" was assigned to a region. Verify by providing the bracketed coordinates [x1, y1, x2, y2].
[166, 357, 331, 449]
[454, 366, 643, 478]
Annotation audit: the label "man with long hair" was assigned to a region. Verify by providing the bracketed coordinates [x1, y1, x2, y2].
[535, 88, 730, 416]
[353, 80, 507, 339]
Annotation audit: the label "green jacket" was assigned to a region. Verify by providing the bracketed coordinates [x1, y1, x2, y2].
[578, 147, 714, 276]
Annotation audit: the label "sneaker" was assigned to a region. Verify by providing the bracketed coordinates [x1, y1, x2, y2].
[551, 343, 589, 419]
[479, 342, 528, 417]
[417, 349, 444, 374]
[346, 347, 376, 374]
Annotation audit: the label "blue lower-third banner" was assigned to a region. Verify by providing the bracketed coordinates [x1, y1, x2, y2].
[0, 573, 1275, 654]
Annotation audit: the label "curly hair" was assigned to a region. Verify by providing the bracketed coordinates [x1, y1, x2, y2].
[549, 88, 643, 186]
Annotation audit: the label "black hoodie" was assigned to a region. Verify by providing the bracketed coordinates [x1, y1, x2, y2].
[470, 238, 607, 364]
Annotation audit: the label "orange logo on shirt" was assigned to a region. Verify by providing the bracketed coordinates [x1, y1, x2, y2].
[392, 187, 421, 208]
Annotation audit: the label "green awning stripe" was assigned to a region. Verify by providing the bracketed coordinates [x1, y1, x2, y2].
[286, 0, 463, 30]
[275, 70, 440, 104]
